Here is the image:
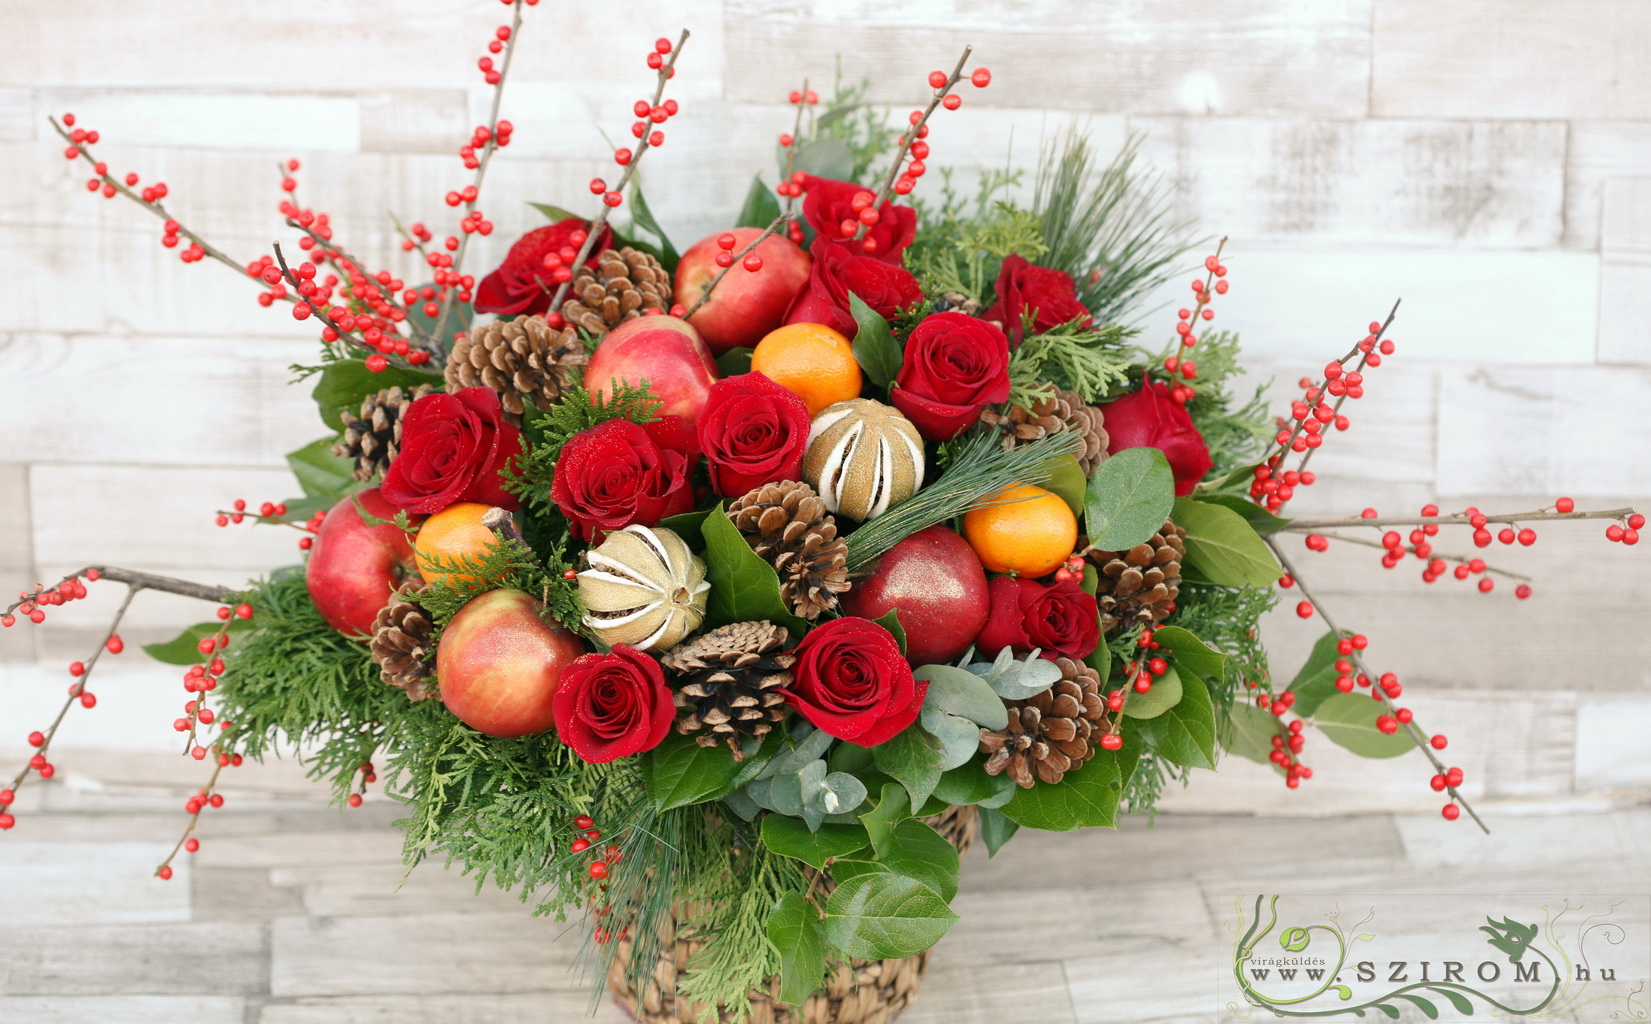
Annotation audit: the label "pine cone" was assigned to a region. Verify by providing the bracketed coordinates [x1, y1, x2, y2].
[660, 621, 796, 757]
[445, 314, 587, 417]
[369, 588, 438, 701]
[1086, 518, 1186, 632]
[932, 291, 980, 316]
[979, 657, 1106, 787]
[332, 384, 435, 482]
[726, 481, 851, 621]
[979, 388, 1110, 475]
[560, 247, 672, 335]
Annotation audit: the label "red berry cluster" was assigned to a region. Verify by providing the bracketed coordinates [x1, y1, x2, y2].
[171, 617, 248, 761]
[1162, 244, 1230, 403]
[712, 231, 767, 274]
[213, 498, 324, 551]
[348, 761, 377, 808]
[1605, 511, 1645, 546]
[1095, 628, 1175, 751]
[3, 568, 101, 628]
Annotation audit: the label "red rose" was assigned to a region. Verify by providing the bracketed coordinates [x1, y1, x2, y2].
[982, 254, 1093, 347]
[784, 617, 926, 747]
[474, 218, 613, 316]
[890, 311, 1012, 441]
[1099, 382, 1213, 497]
[380, 386, 524, 514]
[550, 417, 698, 543]
[974, 576, 1100, 662]
[697, 373, 812, 497]
[800, 176, 917, 264]
[552, 644, 674, 763]
[786, 238, 924, 338]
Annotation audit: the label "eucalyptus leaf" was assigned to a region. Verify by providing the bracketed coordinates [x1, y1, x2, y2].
[822, 872, 959, 959]
[729, 730, 786, 789]
[817, 772, 868, 816]
[795, 759, 830, 830]
[767, 892, 827, 1007]
[1314, 693, 1418, 759]
[770, 724, 835, 778]
[722, 787, 761, 820]
[916, 664, 1008, 729]
[919, 705, 985, 771]
[871, 727, 946, 809]
[965, 648, 1061, 701]
[848, 293, 902, 387]
[1121, 663, 1183, 719]
[1150, 625, 1227, 682]
[700, 505, 809, 634]
[736, 174, 782, 230]
[1171, 497, 1282, 588]
[767, 767, 806, 816]
[1134, 671, 1217, 769]
[932, 759, 1015, 809]
[1085, 447, 1175, 551]
[1285, 630, 1351, 717]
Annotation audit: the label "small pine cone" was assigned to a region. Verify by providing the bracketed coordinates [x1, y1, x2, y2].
[560, 247, 673, 335]
[660, 621, 796, 758]
[932, 291, 980, 316]
[978, 657, 1106, 787]
[333, 384, 435, 482]
[726, 481, 851, 621]
[1085, 519, 1186, 633]
[369, 588, 438, 701]
[979, 388, 1110, 475]
[445, 314, 587, 417]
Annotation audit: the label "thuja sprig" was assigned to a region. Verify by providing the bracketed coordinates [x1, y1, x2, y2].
[549, 30, 692, 312]
[1264, 537, 1489, 833]
[853, 47, 991, 238]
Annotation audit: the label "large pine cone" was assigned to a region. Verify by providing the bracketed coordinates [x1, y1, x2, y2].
[560, 247, 672, 335]
[445, 314, 587, 416]
[369, 588, 437, 701]
[659, 621, 795, 757]
[1086, 519, 1186, 632]
[979, 657, 1107, 787]
[333, 384, 434, 482]
[979, 388, 1109, 475]
[726, 481, 851, 621]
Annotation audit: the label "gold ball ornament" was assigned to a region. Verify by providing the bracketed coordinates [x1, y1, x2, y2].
[802, 399, 925, 522]
[577, 525, 709, 652]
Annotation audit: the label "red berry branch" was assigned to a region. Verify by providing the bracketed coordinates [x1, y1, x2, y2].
[1, 567, 235, 831]
[680, 218, 795, 319]
[852, 47, 990, 242]
[1158, 238, 1230, 403]
[547, 30, 692, 313]
[775, 79, 812, 231]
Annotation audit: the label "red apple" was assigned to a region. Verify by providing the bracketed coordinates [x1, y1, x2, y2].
[305, 488, 419, 638]
[675, 228, 812, 354]
[436, 588, 586, 737]
[841, 525, 989, 666]
[585, 315, 718, 424]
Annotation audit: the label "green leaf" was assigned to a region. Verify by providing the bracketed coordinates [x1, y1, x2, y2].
[872, 608, 906, 656]
[848, 293, 902, 388]
[529, 202, 582, 223]
[1085, 447, 1175, 551]
[1313, 693, 1417, 759]
[657, 510, 711, 553]
[142, 620, 249, 666]
[309, 359, 443, 432]
[1372, 1003, 1401, 1020]
[285, 437, 357, 500]
[405, 280, 472, 345]
[932, 759, 1015, 809]
[977, 806, 1020, 856]
[1150, 625, 1227, 681]
[1285, 629, 1350, 717]
[859, 782, 910, 856]
[1396, 994, 1439, 1020]
[1171, 497, 1282, 588]
[1122, 663, 1183, 719]
[1134, 670, 1217, 769]
[1428, 987, 1474, 1015]
[767, 892, 827, 1007]
[876, 818, 960, 900]
[919, 705, 983, 772]
[822, 872, 958, 959]
[1195, 492, 1291, 535]
[1086, 635, 1111, 688]
[966, 648, 1061, 701]
[871, 727, 945, 809]
[1000, 730, 1141, 831]
[715, 346, 754, 378]
[916, 665, 1008, 730]
[737, 174, 782, 230]
[761, 815, 870, 869]
[700, 504, 809, 634]
[1040, 454, 1087, 519]
[1222, 703, 1283, 766]
[790, 138, 855, 182]
[641, 732, 743, 810]
[627, 182, 678, 268]
[729, 730, 786, 789]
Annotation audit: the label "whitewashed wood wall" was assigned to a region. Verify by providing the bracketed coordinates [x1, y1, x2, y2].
[1, 1, 1647, 813]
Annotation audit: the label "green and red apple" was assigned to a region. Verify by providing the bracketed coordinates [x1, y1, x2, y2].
[675, 228, 812, 355]
[305, 488, 419, 638]
[436, 588, 586, 737]
[584, 314, 719, 424]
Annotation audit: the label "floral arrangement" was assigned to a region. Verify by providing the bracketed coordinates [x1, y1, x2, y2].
[3, 7, 1643, 1022]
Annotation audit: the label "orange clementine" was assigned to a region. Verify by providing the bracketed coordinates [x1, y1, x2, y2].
[962, 483, 1078, 577]
[750, 322, 863, 416]
[414, 502, 503, 587]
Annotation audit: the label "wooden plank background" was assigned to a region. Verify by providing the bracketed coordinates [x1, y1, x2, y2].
[1, 0, 1648, 980]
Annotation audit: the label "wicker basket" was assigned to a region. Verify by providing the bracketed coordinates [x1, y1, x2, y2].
[608, 806, 979, 1024]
